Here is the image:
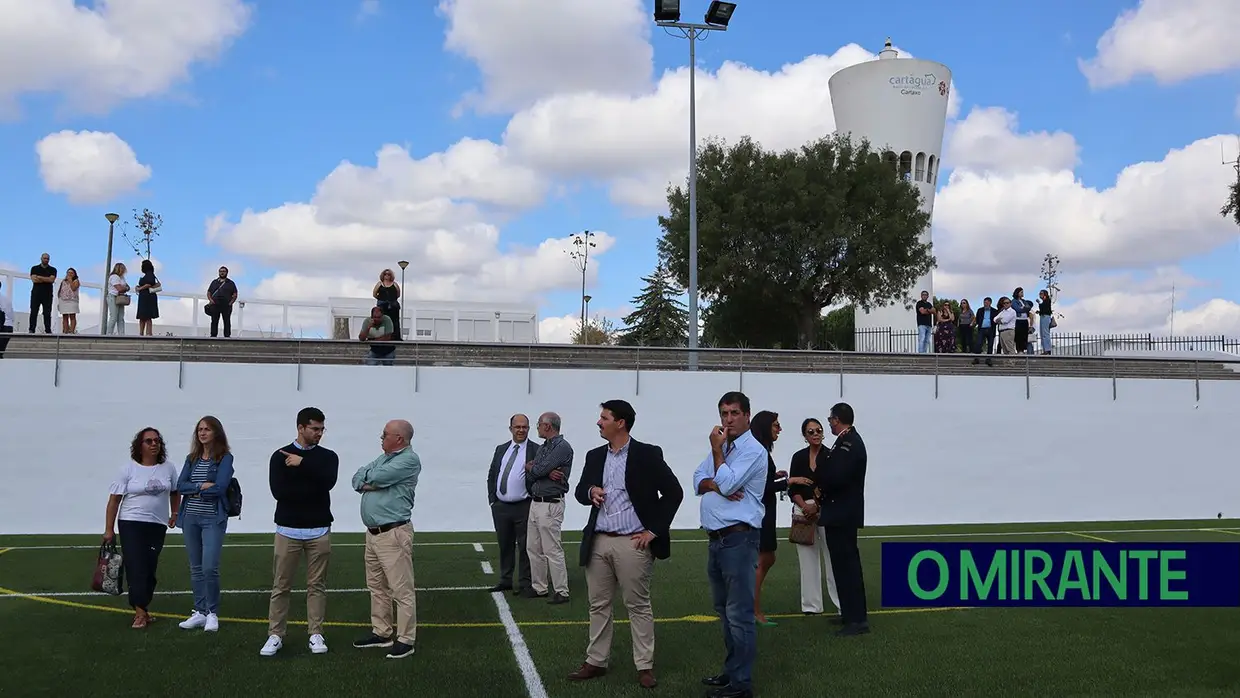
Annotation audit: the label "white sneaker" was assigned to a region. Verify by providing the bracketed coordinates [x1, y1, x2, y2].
[179, 612, 207, 629]
[260, 635, 282, 656]
[204, 613, 219, 632]
[309, 634, 328, 654]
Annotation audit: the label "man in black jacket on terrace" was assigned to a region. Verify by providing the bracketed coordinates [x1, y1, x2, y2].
[260, 407, 340, 657]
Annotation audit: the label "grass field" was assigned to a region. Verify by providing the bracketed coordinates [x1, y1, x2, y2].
[3, 519, 1240, 697]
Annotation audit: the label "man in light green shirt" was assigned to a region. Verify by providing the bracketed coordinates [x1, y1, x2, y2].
[350, 419, 421, 659]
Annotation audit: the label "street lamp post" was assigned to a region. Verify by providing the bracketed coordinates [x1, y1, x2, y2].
[398, 260, 409, 340]
[101, 212, 119, 335]
[655, 1, 737, 368]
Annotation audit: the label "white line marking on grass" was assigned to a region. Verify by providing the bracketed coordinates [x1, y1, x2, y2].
[482, 560, 547, 698]
[0, 541, 482, 551]
[473, 542, 484, 552]
[1064, 531, 1113, 543]
[4, 526, 1237, 551]
[0, 585, 491, 600]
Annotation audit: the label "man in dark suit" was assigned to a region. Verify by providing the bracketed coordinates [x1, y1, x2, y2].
[486, 414, 540, 596]
[567, 400, 683, 690]
[815, 402, 870, 636]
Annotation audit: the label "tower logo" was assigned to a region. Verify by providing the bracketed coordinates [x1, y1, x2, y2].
[939, 80, 949, 97]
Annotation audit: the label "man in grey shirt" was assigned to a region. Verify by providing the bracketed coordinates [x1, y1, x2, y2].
[524, 411, 573, 604]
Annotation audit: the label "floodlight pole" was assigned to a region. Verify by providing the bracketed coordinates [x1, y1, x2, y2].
[658, 21, 725, 369]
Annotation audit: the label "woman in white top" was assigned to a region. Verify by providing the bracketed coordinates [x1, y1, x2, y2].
[57, 267, 80, 334]
[105, 427, 181, 628]
[106, 262, 130, 335]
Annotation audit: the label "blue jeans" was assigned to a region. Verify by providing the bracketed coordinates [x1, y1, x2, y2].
[917, 325, 931, 353]
[182, 514, 227, 614]
[707, 528, 760, 692]
[1039, 314, 1052, 353]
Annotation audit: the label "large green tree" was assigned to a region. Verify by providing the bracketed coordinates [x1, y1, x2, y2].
[701, 289, 855, 350]
[657, 133, 935, 348]
[616, 264, 689, 346]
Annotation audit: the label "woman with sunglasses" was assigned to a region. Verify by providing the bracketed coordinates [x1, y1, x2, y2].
[105, 428, 181, 628]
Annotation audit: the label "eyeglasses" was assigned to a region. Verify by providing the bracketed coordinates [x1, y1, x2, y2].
[805, 428, 822, 435]
[142, 438, 161, 445]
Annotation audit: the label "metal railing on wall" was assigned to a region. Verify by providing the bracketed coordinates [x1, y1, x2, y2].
[3, 335, 1239, 401]
[853, 327, 1240, 355]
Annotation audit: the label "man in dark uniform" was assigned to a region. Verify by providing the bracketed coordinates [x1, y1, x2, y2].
[814, 402, 869, 636]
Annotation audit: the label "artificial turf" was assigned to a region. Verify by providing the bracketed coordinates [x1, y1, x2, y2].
[2, 519, 1239, 697]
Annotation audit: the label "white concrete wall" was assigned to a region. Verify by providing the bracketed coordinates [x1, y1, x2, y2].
[1, 360, 1235, 535]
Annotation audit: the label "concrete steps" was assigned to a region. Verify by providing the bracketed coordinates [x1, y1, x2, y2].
[3, 335, 1237, 380]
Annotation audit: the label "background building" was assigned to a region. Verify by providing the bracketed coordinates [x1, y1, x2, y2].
[329, 297, 539, 343]
[829, 38, 953, 350]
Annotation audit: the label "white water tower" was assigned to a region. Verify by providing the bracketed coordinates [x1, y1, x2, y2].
[829, 38, 952, 349]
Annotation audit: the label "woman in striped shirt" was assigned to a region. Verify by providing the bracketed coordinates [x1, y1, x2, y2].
[174, 415, 235, 633]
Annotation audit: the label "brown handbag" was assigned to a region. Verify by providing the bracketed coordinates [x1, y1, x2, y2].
[789, 509, 817, 546]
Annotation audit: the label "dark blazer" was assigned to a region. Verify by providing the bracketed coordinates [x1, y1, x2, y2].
[813, 429, 867, 528]
[574, 438, 684, 567]
[487, 439, 540, 506]
[787, 446, 829, 502]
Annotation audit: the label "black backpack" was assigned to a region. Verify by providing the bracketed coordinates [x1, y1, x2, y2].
[225, 477, 243, 517]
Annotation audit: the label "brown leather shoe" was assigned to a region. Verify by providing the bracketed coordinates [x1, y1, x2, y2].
[637, 669, 657, 688]
[567, 662, 607, 681]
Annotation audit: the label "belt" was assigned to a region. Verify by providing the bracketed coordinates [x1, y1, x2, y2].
[366, 520, 409, 535]
[596, 530, 641, 537]
[707, 523, 752, 540]
[532, 496, 562, 503]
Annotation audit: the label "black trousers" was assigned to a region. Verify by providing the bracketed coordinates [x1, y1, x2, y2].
[490, 499, 531, 590]
[29, 291, 52, 333]
[210, 304, 232, 337]
[824, 525, 868, 625]
[973, 327, 995, 354]
[1014, 320, 1029, 352]
[118, 520, 168, 611]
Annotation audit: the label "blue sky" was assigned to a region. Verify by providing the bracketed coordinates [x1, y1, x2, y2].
[1, 0, 1238, 340]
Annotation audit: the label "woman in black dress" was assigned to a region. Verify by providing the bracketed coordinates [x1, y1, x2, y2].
[135, 259, 160, 336]
[372, 268, 402, 340]
[749, 410, 787, 626]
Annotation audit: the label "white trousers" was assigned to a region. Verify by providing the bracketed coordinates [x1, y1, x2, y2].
[795, 521, 840, 614]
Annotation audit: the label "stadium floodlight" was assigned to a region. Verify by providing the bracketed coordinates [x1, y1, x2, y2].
[653, 2, 739, 369]
[653, 0, 680, 22]
[704, 1, 736, 27]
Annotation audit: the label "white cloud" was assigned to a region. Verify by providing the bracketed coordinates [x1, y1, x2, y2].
[358, 0, 380, 19]
[943, 107, 1078, 174]
[504, 46, 883, 211]
[0, 0, 252, 116]
[438, 0, 652, 114]
[538, 304, 632, 344]
[1079, 0, 1240, 89]
[35, 130, 151, 204]
[934, 126, 1240, 275]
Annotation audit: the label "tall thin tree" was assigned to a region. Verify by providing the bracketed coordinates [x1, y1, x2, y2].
[122, 208, 164, 259]
[565, 230, 597, 340]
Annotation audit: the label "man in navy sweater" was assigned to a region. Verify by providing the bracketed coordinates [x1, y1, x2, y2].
[260, 407, 340, 657]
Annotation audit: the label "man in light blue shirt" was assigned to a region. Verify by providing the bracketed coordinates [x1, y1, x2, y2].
[350, 419, 421, 660]
[692, 391, 768, 698]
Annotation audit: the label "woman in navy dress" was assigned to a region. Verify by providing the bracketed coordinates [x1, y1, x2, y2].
[750, 410, 787, 626]
[135, 259, 160, 336]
